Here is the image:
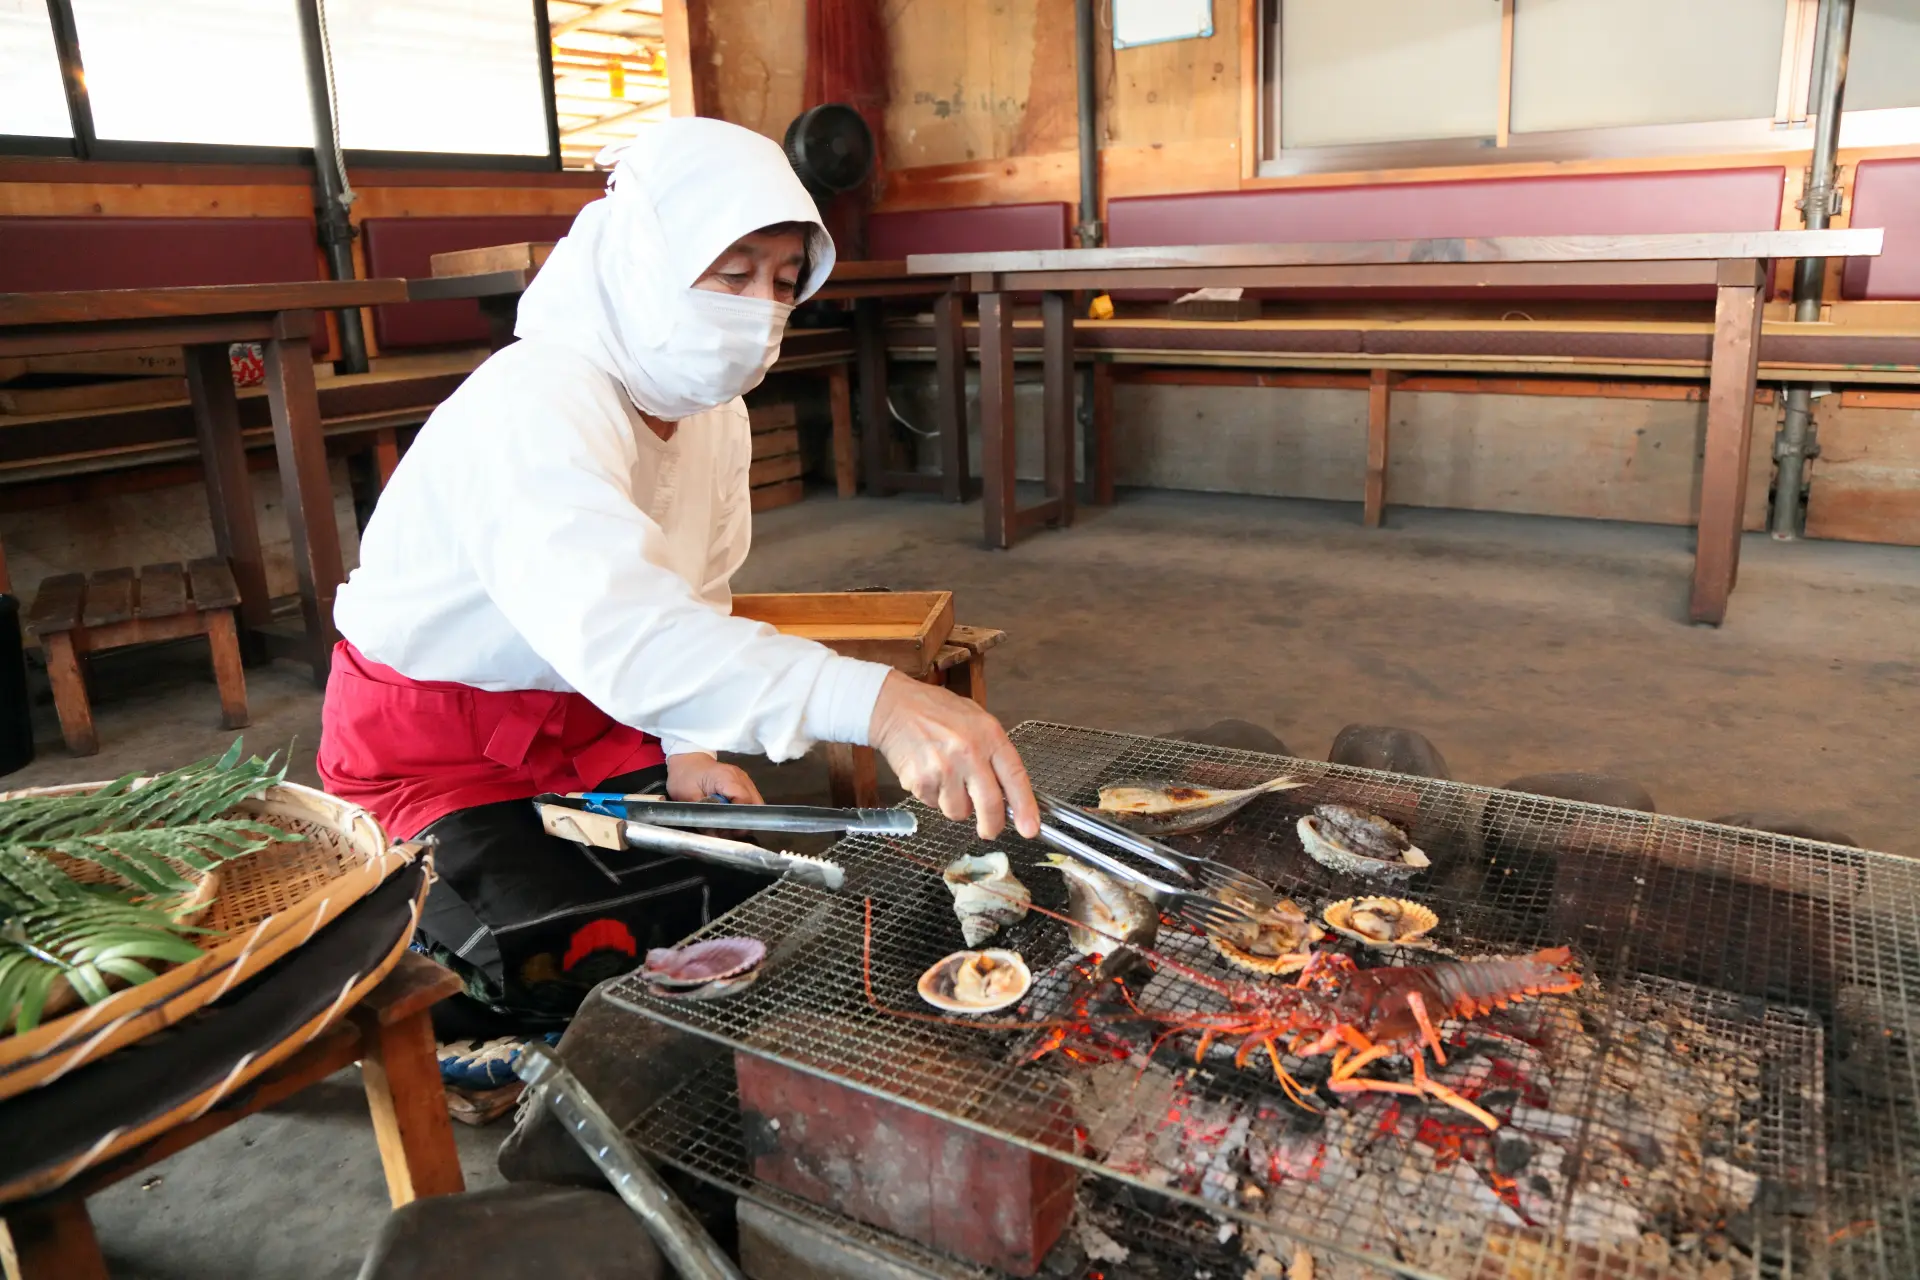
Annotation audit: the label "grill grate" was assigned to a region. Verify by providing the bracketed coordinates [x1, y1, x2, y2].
[606, 722, 1920, 1279]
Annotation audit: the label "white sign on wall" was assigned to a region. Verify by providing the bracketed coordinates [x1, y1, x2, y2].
[1112, 0, 1215, 50]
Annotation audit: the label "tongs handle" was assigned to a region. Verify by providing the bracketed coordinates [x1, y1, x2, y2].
[1035, 792, 1196, 883]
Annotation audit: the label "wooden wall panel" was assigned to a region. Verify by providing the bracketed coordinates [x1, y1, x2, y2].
[1805, 403, 1920, 546]
[705, 0, 807, 139]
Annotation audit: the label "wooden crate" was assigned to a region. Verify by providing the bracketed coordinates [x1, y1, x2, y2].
[747, 401, 806, 512]
[730, 590, 955, 673]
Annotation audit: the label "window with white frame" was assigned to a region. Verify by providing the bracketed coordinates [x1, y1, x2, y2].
[1845, 0, 1920, 111]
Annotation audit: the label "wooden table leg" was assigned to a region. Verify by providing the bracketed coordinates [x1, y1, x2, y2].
[943, 655, 988, 708]
[855, 297, 893, 498]
[1041, 291, 1076, 529]
[371, 427, 402, 490]
[933, 289, 972, 503]
[357, 1004, 465, 1207]
[40, 631, 96, 756]
[2, 1199, 110, 1280]
[1690, 260, 1767, 626]
[1364, 368, 1392, 529]
[205, 609, 250, 730]
[263, 313, 345, 686]
[978, 291, 1017, 549]
[1089, 360, 1115, 506]
[826, 364, 858, 499]
[185, 343, 272, 640]
[825, 743, 881, 808]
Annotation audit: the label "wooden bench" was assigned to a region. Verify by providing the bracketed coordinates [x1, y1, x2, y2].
[24, 558, 248, 756]
[1, 953, 466, 1280]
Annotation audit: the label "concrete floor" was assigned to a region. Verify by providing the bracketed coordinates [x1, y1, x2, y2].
[8, 488, 1919, 1276]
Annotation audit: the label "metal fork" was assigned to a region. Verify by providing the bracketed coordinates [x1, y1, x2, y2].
[1032, 819, 1261, 937]
[1036, 792, 1278, 909]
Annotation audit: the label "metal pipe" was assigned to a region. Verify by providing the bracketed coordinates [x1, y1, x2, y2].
[1775, 0, 1854, 538]
[295, 0, 369, 374]
[518, 1044, 745, 1280]
[1074, 0, 1101, 248]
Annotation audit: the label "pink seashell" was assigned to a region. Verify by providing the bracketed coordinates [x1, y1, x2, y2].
[642, 937, 766, 987]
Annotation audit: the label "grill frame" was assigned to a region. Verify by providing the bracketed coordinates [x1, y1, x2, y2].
[603, 722, 1920, 1279]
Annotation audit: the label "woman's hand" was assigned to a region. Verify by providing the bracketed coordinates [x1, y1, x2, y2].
[867, 671, 1040, 841]
[666, 752, 765, 804]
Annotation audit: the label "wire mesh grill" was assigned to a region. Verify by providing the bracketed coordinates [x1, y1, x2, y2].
[606, 722, 1920, 1279]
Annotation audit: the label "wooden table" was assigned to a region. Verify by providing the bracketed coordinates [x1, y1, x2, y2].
[907, 230, 1884, 627]
[824, 624, 1007, 808]
[0, 953, 465, 1280]
[414, 248, 973, 503]
[0, 280, 411, 680]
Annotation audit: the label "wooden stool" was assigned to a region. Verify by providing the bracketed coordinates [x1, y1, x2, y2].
[0, 954, 466, 1280]
[23, 558, 248, 757]
[826, 625, 1008, 808]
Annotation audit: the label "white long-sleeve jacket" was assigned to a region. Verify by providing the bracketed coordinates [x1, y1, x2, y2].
[332, 338, 890, 762]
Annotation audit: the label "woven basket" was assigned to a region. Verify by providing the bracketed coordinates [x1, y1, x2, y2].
[0, 863, 429, 1202]
[0, 779, 415, 1102]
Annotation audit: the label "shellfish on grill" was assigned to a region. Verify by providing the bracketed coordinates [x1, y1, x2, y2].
[1296, 804, 1430, 880]
[1094, 774, 1305, 836]
[1207, 892, 1325, 975]
[1041, 853, 1157, 959]
[942, 852, 1031, 946]
[1321, 896, 1439, 949]
[917, 949, 1031, 1014]
[641, 937, 766, 999]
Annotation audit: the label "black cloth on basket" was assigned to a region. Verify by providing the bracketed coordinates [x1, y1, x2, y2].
[0, 860, 428, 1202]
[413, 765, 769, 1038]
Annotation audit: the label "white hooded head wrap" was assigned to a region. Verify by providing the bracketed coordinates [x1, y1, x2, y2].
[515, 118, 836, 420]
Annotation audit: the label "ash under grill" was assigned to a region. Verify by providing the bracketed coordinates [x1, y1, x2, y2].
[605, 722, 1920, 1279]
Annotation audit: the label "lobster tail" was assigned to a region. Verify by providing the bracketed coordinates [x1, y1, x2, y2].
[1432, 949, 1583, 1019]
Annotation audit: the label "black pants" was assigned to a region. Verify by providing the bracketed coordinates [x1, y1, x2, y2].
[416, 767, 767, 1037]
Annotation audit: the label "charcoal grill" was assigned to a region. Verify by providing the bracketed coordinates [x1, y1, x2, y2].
[603, 723, 1920, 1279]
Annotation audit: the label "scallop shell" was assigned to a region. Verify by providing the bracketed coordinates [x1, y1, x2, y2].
[1095, 775, 1305, 837]
[1207, 895, 1324, 975]
[1322, 897, 1439, 948]
[642, 937, 766, 988]
[943, 852, 1031, 947]
[916, 949, 1031, 1014]
[1296, 810, 1430, 881]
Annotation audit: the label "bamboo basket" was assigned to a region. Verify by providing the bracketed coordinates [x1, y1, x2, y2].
[0, 778, 416, 1102]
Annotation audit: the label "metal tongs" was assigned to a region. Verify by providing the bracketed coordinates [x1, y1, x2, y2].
[1027, 791, 1269, 935]
[565, 792, 917, 837]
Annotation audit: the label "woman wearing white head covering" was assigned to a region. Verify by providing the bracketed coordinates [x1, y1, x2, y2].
[319, 119, 1036, 1030]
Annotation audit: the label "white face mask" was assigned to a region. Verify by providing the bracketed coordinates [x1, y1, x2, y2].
[626, 290, 792, 421]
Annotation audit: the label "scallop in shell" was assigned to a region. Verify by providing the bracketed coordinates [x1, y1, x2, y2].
[1296, 804, 1430, 881]
[1322, 897, 1439, 949]
[1095, 774, 1305, 837]
[1208, 893, 1324, 975]
[642, 937, 766, 988]
[917, 949, 1031, 1014]
[943, 852, 1031, 946]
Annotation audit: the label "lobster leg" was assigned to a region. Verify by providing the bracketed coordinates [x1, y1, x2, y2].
[1409, 1049, 1498, 1130]
[1406, 991, 1448, 1067]
[1262, 1039, 1321, 1113]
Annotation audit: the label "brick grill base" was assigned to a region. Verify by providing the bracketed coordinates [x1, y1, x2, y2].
[734, 1050, 1079, 1276]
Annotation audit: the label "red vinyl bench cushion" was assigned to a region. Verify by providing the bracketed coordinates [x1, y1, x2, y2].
[359, 214, 580, 350]
[867, 203, 1072, 259]
[1842, 159, 1920, 302]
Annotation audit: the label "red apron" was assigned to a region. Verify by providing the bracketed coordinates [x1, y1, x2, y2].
[318, 641, 666, 840]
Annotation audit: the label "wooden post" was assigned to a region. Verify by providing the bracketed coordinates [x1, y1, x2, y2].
[854, 297, 892, 498]
[1090, 360, 1116, 506]
[2, 1199, 110, 1280]
[356, 1003, 466, 1206]
[1041, 291, 1076, 529]
[371, 427, 401, 490]
[263, 313, 344, 686]
[1364, 368, 1391, 528]
[825, 743, 881, 807]
[1690, 260, 1767, 626]
[184, 343, 272, 636]
[977, 290, 1017, 549]
[826, 364, 858, 499]
[933, 288, 971, 503]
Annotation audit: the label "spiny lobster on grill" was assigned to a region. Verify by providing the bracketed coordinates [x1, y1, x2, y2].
[862, 889, 1583, 1131]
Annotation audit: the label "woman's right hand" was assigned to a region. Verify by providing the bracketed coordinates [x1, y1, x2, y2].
[867, 671, 1041, 841]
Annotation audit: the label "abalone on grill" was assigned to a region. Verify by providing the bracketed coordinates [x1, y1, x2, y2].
[1094, 774, 1305, 836]
[942, 851, 1031, 946]
[1296, 804, 1430, 880]
[1208, 893, 1324, 975]
[1042, 853, 1157, 958]
[642, 937, 766, 999]
[917, 949, 1031, 1014]
[1322, 896, 1439, 948]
